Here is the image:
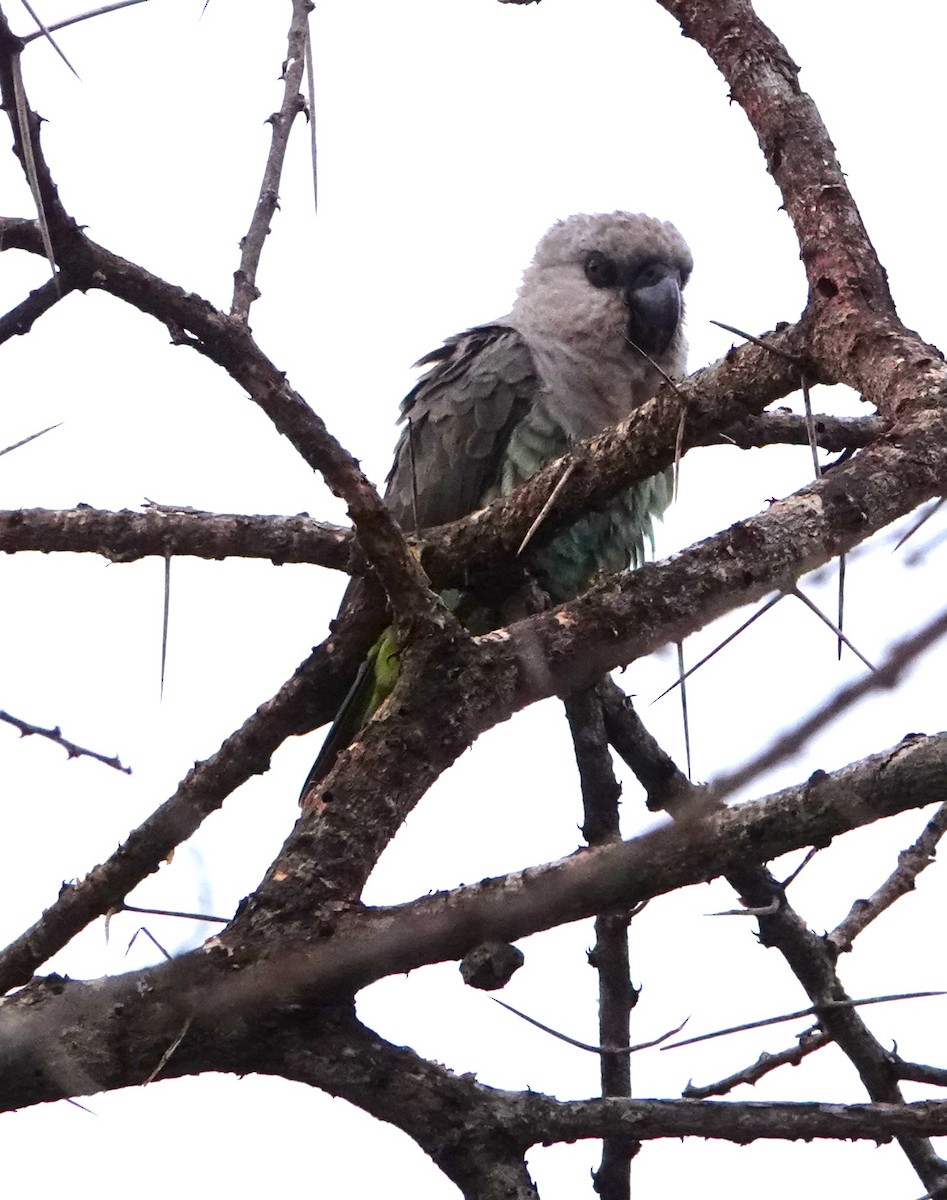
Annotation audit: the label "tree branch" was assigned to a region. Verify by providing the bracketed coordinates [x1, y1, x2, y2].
[231, 0, 312, 322]
[0, 709, 130, 772]
[564, 688, 639, 1199]
[0, 505, 353, 568]
[0, 274, 77, 342]
[827, 802, 947, 954]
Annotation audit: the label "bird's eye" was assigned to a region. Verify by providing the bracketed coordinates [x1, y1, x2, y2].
[633, 261, 667, 289]
[584, 251, 618, 288]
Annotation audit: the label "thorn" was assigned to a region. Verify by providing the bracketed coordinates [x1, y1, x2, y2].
[160, 555, 171, 700]
[122, 902, 228, 924]
[21, 0, 149, 45]
[780, 846, 821, 888]
[652, 593, 784, 703]
[19, 0, 82, 78]
[0, 421, 62, 457]
[676, 641, 692, 780]
[800, 375, 822, 481]
[304, 15, 318, 213]
[407, 417, 420, 535]
[125, 925, 171, 961]
[144, 1016, 192, 1085]
[517, 461, 575, 556]
[490, 996, 688, 1055]
[894, 497, 945, 551]
[673, 407, 686, 502]
[789, 586, 875, 671]
[662, 991, 946, 1052]
[708, 898, 780, 917]
[709, 319, 804, 365]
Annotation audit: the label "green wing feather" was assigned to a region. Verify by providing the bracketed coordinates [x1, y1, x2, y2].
[299, 627, 401, 794]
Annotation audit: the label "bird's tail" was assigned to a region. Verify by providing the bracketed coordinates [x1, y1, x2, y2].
[298, 627, 401, 802]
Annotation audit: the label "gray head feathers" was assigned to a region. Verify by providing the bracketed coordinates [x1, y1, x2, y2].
[506, 211, 692, 439]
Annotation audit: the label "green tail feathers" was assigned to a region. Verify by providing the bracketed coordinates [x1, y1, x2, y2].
[299, 628, 401, 798]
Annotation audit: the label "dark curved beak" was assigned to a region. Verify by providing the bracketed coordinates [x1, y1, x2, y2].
[624, 269, 682, 358]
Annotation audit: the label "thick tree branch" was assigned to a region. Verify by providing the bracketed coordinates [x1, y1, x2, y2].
[660, 0, 936, 421]
[711, 410, 882, 452]
[0, 505, 353, 568]
[261, 395, 947, 922]
[0, 220, 431, 625]
[222, 732, 947, 1011]
[6, 730, 946, 1156]
[507, 1095, 947, 1145]
[419, 325, 819, 586]
[0, 406, 880, 577]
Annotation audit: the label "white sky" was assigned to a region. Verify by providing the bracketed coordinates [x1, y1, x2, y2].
[1, 1, 946, 1197]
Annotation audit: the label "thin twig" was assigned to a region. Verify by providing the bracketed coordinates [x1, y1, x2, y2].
[0, 275, 76, 344]
[828, 802, 947, 954]
[231, 0, 311, 320]
[682, 1027, 829, 1099]
[0, 708, 131, 772]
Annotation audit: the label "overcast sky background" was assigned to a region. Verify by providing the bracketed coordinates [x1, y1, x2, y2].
[2, 1, 946, 1196]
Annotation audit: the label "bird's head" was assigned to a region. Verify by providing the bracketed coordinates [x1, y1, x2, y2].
[510, 212, 692, 378]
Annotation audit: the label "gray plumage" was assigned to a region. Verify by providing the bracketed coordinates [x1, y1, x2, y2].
[385, 211, 692, 600]
[301, 211, 691, 795]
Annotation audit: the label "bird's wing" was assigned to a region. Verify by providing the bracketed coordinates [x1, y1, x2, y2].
[384, 324, 539, 532]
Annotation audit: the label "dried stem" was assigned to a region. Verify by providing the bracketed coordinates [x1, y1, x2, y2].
[0, 709, 130, 772]
[682, 1028, 829, 1099]
[828, 802, 947, 954]
[231, 0, 312, 321]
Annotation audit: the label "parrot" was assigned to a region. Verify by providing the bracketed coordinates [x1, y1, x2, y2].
[301, 211, 692, 798]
